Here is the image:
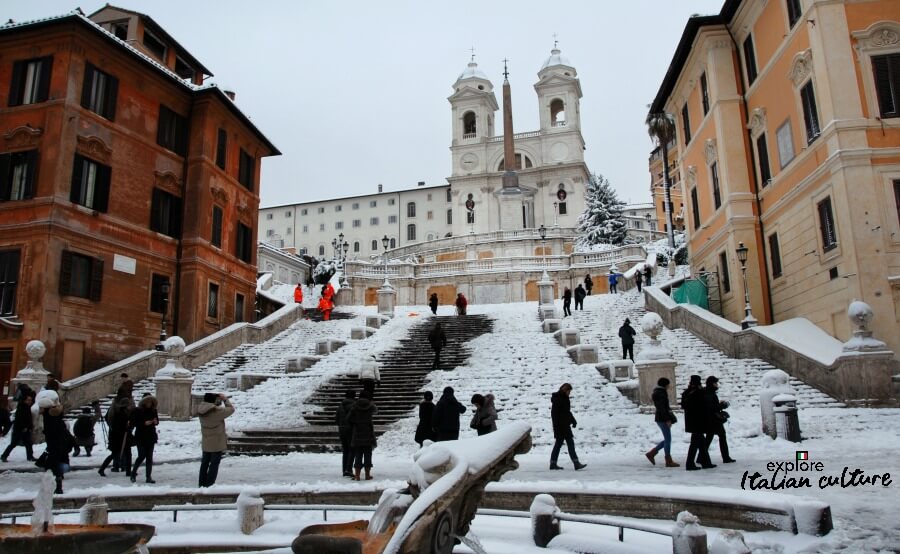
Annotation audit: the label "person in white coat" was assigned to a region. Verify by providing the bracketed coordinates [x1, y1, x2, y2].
[358, 354, 381, 395]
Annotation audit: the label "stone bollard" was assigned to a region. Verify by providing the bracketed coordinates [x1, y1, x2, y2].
[377, 281, 396, 319]
[11, 340, 52, 400]
[759, 369, 793, 439]
[538, 305, 557, 321]
[300, 355, 322, 370]
[541, 319, 562, 334]
[708, 530, 750, 554]
[773, 394, 801, 442]
[316, 339, 346, 355]
[366, 315, 390, 329]
[335, 286, 352, 306]
[634, 313, 677, 407]
[672, 511, 708, 554]
[567, 345, 599, 364]
[530, 494, 560, 548]
[597, 360, 635, 382]
[284, 356, 302, 373]
[350, 326, 377, 340]
[237, 488, 265, 535]
[79, 495, 109, 526]
[154, 337, 194, 421]
[553, 329, 580, 347]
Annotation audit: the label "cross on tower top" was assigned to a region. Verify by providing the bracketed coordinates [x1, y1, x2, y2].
[502, 58, 509, 79]
[469, 46, 475, 62]
[553, 33, 558, 49]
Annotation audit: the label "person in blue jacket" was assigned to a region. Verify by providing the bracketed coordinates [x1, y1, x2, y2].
[608, 269, 621, 294]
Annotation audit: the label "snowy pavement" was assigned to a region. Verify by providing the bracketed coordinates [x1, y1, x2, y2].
[0, 295, 897, 552]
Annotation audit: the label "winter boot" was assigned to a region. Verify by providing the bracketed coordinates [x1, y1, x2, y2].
[665, 455, 680, 468]
[353, 467, 361, 481]
[549, 462, 563, 470]
[54, 477, 63, 495]
[573, 461, 587, 471]
[365, 469, 373, 481]
[645, 447, 659, 465]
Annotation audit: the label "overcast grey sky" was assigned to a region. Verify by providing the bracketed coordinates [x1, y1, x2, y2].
[9, 1, 724, 207]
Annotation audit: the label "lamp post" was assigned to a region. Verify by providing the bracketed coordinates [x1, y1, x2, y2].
[735, 241, 758, 329]
[381, 234, 391, 288]
[539, 224, 549, 281]
[331, 238, 338, 261]
[645, 212, 652, 243]
[155, 280, 170, 351]
[340, 241, 349, 286]
[553, 202, 559, 227]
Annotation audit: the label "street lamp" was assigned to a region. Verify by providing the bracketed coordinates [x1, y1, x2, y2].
[553, 202, 559, 227]
[645, 212, 652, 243]
[538, 224, 549, 281]
[155, 280, 170, 351]
[381, 234, 391, 288]
[340, 241, 349, 286]
[735, 241, 758, 329]
[331, 238, 338, 260]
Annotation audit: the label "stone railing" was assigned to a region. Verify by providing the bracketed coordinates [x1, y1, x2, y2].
[382, 227, 576, 260]
[643, 286, 897, 405]
[347, 254, 589, 280]
[571, 246, 645, 266]
[58, 304, 302, 410]
[487, 130, 542, 142]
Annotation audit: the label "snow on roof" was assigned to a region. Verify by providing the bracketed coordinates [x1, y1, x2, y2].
[540, 47, 574, 71]
[457, 60, 490, 82]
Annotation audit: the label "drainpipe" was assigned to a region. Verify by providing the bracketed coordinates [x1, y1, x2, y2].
[726, 26, 774, 325]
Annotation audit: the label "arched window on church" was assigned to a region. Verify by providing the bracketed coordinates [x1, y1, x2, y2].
[390, 238, 396, 248]
[407, 202, 416, 218]
[497, 153, 534, 171]
[462, 111, 477, 138]
[318, 245, 325, 256]
[371, 239, 378, 251]
[407, 224, 416, 242]
[550, 98, 566, 127]
[353, 241, 360, 253]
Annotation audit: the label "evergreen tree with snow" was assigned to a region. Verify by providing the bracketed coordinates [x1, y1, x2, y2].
[576, 173, 627, 247]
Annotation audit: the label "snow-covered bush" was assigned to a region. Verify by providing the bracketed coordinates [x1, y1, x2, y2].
[576, 173, 627, 248]
[312, 260, 336, 285]
[645, 233, 688, 266]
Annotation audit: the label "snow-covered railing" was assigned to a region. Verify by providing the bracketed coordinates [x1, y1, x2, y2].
[382, 226, 576, 261]
[571, 245, 644, 265]
[346, 255, 580, 279]
[487, 130, 542, 142]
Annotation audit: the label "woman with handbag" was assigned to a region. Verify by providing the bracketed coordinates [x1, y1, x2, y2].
[704, 376, 735, 463]
[646, 378, 679, 467]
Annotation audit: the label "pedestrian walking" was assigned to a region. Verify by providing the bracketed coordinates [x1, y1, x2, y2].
[562, 287, 572, 317]
[646, 378, 679, 467]
[608, 269, 620, 294]
[635, 268, 643, 293]
[0, 397, 10, 438]
[455, 293, 468, 315]
[703, 376, 735, 464]
[72, 404, 99, 457]
[549, 383, 586, 470]
[1, 392, 34, 462]
[130, 395, 159, 483]
[574, 284, 586, 311]
[584, 274, 593, 296]
[681, 375, 714, 471]
[618, 318, 636, 362]
[336, 390, 356, 477]
[98, 382, 135, 477]
[37, 383, 70, 494]
[428, 322, 448, 370]
[198, 393, 235, 487]
[470, 393, 497, 436]
[349, 390, 377, 481]
[643, 266, 652, 286]
[317, 294, 333, 321]
[414, 391, 436, 447]
[358, 354, 381, 395]
[428, 293, 439, 315]
[432, 386, 466, 441]
[294, 283, 303, 304]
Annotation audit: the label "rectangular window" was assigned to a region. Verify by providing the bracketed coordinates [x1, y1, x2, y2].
[352, 202, 359, 210]
[149, 274, 169, 313]
[447, 189, 452, 202]
[301, 208, 308, 216]
[207, 282, 219, 319]
[427, 210, 434, 220]
[266, 229, 274, 237]
[388, 215, 397, 224]
[0, 150, 38, 201]
[817, 196, 838, 252]
[70, 154, 111, 212]
[769, 233, 783, 279]
[236, 223, 252, 263]
[447, 209, 452, 224]
[558, 202, 567, 215]
[59, 250, 103, 301]
[407, 224, 416, 241]
[352, 219, 361, 228]
[335, 204, 342, 212]
[215, 128, 227, 169]
[711, 162, 722, 210]
[407, 202, 416, 217]
[719, 252, 731, 294]
[80, 63, 118, 120]
[800, 81, 821, 143]
[211, 205, 223, 247]
[285, 211, 291, 217]
[787, 0, 802, 28]
[111, 21, 128, 40]
[681, 103, 692, 145]
[157, 105, 188, 155]
[150, 188, 182, 238]
[335, 221, 343, 230]
[319, 223, 325, 231]
[872, 53, 900, 119]
[370, 217, 379, 225]
[894, 180, 900, 227]
[235, 293, 245, 323]
[757, 133, 772, 186]
[302, 225, 309, 233]
[700, 72, 710, 115]
[238, 149, 255, 190]
[370, 200, 377, 208]
[691, 187, 701, 230]
[266, 213, 273, 220]
[8, 56, 52, 106]
[0, 250, 21, 316]
[743, 35, 758, 86]
[143, 30, 167, 60]
[388, 198, 395, 206]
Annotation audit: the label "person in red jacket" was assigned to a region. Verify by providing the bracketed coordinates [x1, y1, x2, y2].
[323, 283, 335, 302]
[318, 295, 333, 321]
[293, 284, 303, 304]
[455, 293, 468, 316]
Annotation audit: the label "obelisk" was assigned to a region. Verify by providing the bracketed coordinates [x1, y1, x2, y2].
[497, 59, 526, 230]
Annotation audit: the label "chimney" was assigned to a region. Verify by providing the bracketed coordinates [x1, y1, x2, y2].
[378, 184, 383, 193]
[417, 181, 425, 187]
[224, 90, 236, 101]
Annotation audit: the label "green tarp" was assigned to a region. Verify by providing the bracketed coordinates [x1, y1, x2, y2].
[672, 279, 709, 309]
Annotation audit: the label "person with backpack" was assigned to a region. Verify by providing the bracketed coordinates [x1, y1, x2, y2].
[470, 393, 497, 436]
[455, 293, 468, 316]
[335, 390, 356, 478]
[37, 381, 71, 494]
[72, 404, 100, 457]
[349, 390, 378, 481]
[608, 269, 620, 294]
[432, 387, 466, 441]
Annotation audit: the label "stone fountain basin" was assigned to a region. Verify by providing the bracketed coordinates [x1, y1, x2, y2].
[293, 520, 395, 554]
[0, 523, 155, 554]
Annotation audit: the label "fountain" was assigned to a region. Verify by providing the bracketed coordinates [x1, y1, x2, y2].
[0, 474, 155, 553]
[292, 421, 532, 554]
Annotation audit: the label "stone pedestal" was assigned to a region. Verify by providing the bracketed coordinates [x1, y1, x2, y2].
[538, 278, 555, 306]
[79, 495, 109, 526]
[335, 287, 352, 306]
[237, 489, 265, 535]
[635, 313, 676, 407]
[284, 356, 302, 373]
[351, 326, 377, 340]
[316, 339, 346, 355]
[530, 494, 560, 548]
[541, 319, 562, 334]
[672, 511, 708, 554]
[377, 282, 396, 319]
[366, 315, 391, 329]
[11, 340, 51, 396]
[154, 337, 193, 421]
[597, 360, 635, 382]
[300, 355, 322, 370]
[553, 329, 580, 347]
[497, 187, 525, 231]
[567, 345, 599, 364]
[773, 394, 801, 442]
[538, 305, 557, 321]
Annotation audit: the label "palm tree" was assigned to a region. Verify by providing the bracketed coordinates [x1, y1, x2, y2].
[646, 112, 676, 249]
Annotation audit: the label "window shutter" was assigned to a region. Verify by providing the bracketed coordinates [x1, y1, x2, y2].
[157, 107, 168, 147]
[175, 116, 188, 156]
[150, 188, 162, 232]
[8, 61, 24, 106]
[24, 150, 37, 199]
[59, 251, 73, 295]
[36, 56, 53, 103]
[105, 74, 119, 121]
[93, 163, 111, 213]
[872, 55, 897, 117]
[172, 195, 183, 238]
[0, 154, 10, 201]
[81, 63, 95, 109]
[70, 155, 84, 204]
[757, 134, 771, 186]
[89, 256, 104, 301]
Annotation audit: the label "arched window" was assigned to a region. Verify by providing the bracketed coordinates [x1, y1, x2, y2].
[446, 189, 452, 202]
[407, 224, 416, 241]
[353, 241, 360, 253]
[447, 209, 452, 224]
[318, 245, 325, 256]
[550, 98, 566, 126]
[497, 153, 533, 171]
[427, 233, 434, 241]
[407, 202, 416, 218]
[371, 239, 378, 251]
[462, 111, 477, 137]
[390, 238, 396, 248]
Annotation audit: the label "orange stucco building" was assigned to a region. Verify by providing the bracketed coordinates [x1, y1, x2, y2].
[0, 6, 280, 390]
[648, 140, 685, 234]
[651, 0, 900, 357]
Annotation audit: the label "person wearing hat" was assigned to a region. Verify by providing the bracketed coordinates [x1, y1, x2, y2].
[681, 375, 715, 470]
[618, 318, 637, 362]
[198, 393, 235, 487]
[703, 376, 735, 464]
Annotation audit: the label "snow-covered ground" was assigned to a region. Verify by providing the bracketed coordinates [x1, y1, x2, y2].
[1, 293, 897, 552]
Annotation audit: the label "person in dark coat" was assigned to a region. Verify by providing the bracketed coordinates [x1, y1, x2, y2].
[130, 395, 159, 483]
[99, 383, 135, 477]
[348, 391, 378, 480]
[643, 266, 652, 286]
[549, 383, 586, 470]
[562, 287, 572, 317]
[681, 375, 714, 470]
[635, 268, 643, 293]
[414, 391, 435, 446]
[428, 293, 439, 315]
[428, 322, 448, 369]
[455, 293, 468, 316]
[703, 376, 735, 464]
[573, 284, 586, 311]
[469, 393, 497, 436]
[618, 318, 637, 362]
[72, 404, 99, 456]
[1, 392, 34, 462]
[584, 274, 593, 296]
[646, 378, 679, 467]
[0, 397, 10, 438]
[432, 386, 466, 441]
[335, 390, 356, 477]
[38, 384, 70, 494]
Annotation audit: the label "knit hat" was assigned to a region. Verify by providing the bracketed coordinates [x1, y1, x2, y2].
[706, 376, 719, 385]
[203, 393, 218, 403]
[689, 375, 702, 386]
